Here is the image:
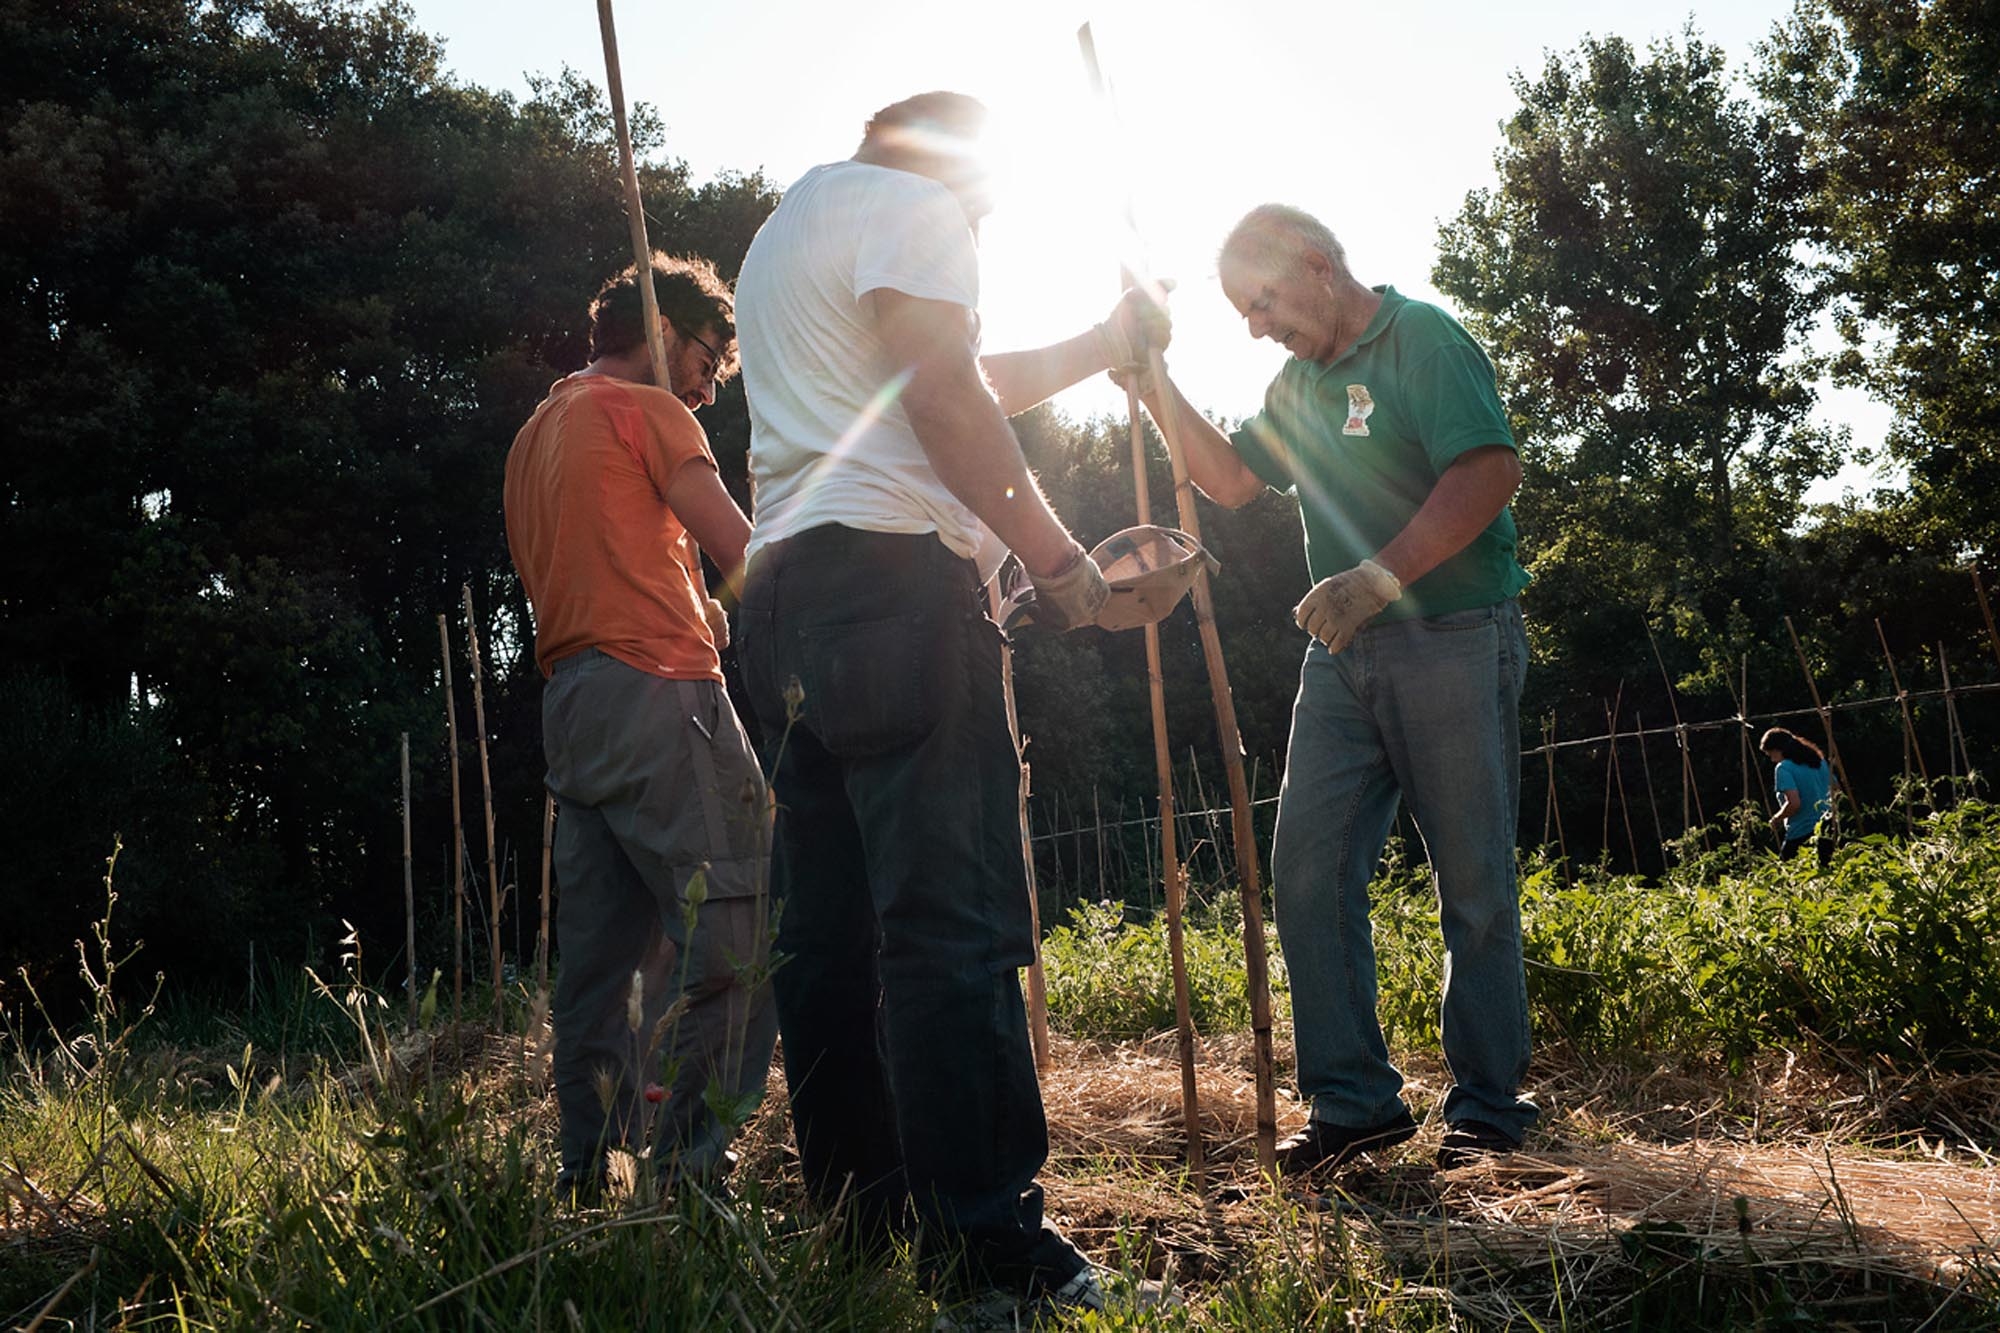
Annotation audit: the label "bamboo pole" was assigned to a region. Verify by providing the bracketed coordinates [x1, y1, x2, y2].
[537, 792, 555, 995]
[1974, 569, 2000, 670]
[439, 613, 465, 1024]
[1124, 384, 1205, 1179]
[1738, 656, 1754, 811]
[1080, 21, 1207, 1182]
[463, 584, 501, 1018]
[1634, 708, 1668, 867]
[1646, 623, 1708, 846]
[1875, 618, 1931, 812]
[1147, 360, 1279, 1175]
[402, 732, 417, 1028]
[1543, 714, 1570, 881]
[1604, 686, 1638, 870]
[1783, 616, 1858, 821]
[1938, 644, 1973, 783]
[988, 583, 1053, 1070]
[595, 0, 675, 400]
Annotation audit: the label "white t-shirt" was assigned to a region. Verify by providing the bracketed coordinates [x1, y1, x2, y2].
[736, 161, 1004, 576]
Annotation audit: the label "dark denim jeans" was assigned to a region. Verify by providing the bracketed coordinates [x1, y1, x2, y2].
[738, 526, 1084, 1295]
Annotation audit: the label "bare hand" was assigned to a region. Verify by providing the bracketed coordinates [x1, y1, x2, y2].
[1293, 560, 1402, 653]
[1095, 280, 1175, 370]
[703, 596, 731, 650]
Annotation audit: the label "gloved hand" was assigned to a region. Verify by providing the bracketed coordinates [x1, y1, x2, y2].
[1030, 544, 1111, 631]
[703, 595, 731, 650]
[1106, 358, 1160, 400]
[1094, 280, 1175, 371]
[1294, 559, 1402, 654]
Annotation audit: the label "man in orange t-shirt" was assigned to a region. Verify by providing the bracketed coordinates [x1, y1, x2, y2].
[504, 253, 773, 1201]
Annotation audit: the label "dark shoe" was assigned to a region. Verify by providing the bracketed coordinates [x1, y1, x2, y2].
[553, 1167, 609, 1208]
[931, 1266, 1178, 1332]
[1275, 1109, 1418, 1175]
[1437, 1120, 1521, 1169]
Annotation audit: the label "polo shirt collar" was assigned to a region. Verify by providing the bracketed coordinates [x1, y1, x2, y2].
[1319, 284, 1402, 369]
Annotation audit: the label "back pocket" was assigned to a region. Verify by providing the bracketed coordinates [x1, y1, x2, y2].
[798, 611, 949, 758]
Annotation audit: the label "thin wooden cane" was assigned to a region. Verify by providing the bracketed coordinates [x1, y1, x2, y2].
[439, 613, 465, 1024]
[1543, 714, 1570, 882]
[463, 584, 502, 1019]
[1646, 622, 1708, 846]
[1784, 616, 1857, 822]
[1079, 21, 1205, 1180]
[1974, 569, 2000, 671]
[537, 793, 555, 995]
[402, 732, 417, 1028]
[987, 581, 1053, 1070]
[1604, 687, 1639, 870]
[1739, 656, 1754, 811]
[1634, 707, 1668, 868]
[595, 0, 675, 403]
[1939, 644, 1975, 783]
[1145, 344, 1279, 1175]
[1875, 619, 1931, 819]
[1124, 383, 1205, 1182]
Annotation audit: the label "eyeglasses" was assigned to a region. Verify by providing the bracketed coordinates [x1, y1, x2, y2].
[687, 329, 723, 384]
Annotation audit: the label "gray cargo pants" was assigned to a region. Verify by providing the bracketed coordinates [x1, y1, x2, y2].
[542, 649, 776, 1186]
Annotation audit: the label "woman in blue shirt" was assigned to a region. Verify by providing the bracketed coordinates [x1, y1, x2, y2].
[1760, 727, 1834, 864]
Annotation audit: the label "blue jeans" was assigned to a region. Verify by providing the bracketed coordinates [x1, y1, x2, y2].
[737, 526, 1084, 1296]
[1271, 600, 1537, 1139]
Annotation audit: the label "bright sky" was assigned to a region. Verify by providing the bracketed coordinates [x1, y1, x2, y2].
[410, 0, 1895, 503]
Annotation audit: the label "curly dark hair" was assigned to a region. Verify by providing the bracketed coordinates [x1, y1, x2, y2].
[588, 252, 738, 378]
[1759, 726, 1826, 768]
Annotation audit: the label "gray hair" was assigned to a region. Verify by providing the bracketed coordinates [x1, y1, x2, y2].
[1219, 203, 1348, 278]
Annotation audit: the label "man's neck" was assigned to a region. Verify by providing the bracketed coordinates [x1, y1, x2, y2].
[579, 351, 652, 385]
[1319, 280, 1384, 365]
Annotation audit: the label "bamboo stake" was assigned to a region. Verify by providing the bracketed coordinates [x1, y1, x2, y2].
[1783, 616, 1857, 822]
[1938, 644, 1973, 783]
[1543, 714, 1570, 881]
[1646, 623, 1708, 847]
[1125, 384, 1205, 1179]
[439, 613, 465, 1024]
[595, 0, 675, 400]
[1875, 618, 1931, 814]
[1604, 686, 1638, 870]
[1080, 21, 1207, 1182]
[1738, 656, 1754, 811]
[1974, 569, 2000, 670]
[402, 732, 417, 1028]
[463, 584, 502, 1019]
[1634, 708, 1668, 867]
[537, 792, 555, 995]
[988, 583, 1053, 1070]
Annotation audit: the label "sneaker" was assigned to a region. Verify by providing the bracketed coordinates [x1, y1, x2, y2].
[1436, 1119, 1521, 1170]
[931, 1266, 1176, 1331]
[1275, 1109, 1419, 1175]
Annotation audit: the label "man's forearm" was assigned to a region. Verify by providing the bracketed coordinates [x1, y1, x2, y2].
[980, 330, 1105, 417]
[904, 360, 1077, 576]
[1372, 446, 1522, 587]
[1138, 375, 1265, 509]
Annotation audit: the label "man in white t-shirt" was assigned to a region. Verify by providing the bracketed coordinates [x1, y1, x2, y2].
[734, 91, 1168, 1327]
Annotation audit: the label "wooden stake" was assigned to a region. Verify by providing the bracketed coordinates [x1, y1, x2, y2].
[595, 0, 674, 398]
[402, 732, 417, 1028]
[1543, 714, 1570, 882]
[988, 583, 1053, 1070]
[1125, 387, 1205, 1182]
[1646, 623, 1707, 847]
[1603, 686, 1639, 870]
[1146, 342, 1278, 1175]
[1634, 708, 1668, 868]
[439, 613, 465, 1024]
[1974, 568, 2000, 671]
[463, 584, 502, 1019]
[1938, 644, 1974, 783]
[538, 792, 555, 995]
[1875, 618, 1931, 812]
[1783, 616, 1857, 821]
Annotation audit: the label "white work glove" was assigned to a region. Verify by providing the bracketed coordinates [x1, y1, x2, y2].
[1029, 544, 1111, 631]
[703, 595, 731, 651]
[1093, 280, 1174, 372]
[1294, 559, 1402, 654]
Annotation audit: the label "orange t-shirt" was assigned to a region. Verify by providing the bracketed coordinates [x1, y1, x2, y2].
[503, 373, 722, 681]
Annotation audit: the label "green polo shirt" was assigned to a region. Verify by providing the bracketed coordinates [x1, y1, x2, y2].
[1230, 286, 1529, 623]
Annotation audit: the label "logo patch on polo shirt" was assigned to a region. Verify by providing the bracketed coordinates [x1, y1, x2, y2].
[1343, 384, 1374, 436]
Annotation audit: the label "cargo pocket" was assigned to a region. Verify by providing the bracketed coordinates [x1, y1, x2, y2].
[798, 610, 949, 758]
[676, 682, 771, 901]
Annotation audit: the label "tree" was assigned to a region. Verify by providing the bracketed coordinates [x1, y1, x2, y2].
[1760, 0, 2000, 558]
[0, 0, 779, 989]
[1434, 29, 1840, 705]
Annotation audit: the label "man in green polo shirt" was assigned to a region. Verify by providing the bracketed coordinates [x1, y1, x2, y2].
[1121, 203, 1537, 1173]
